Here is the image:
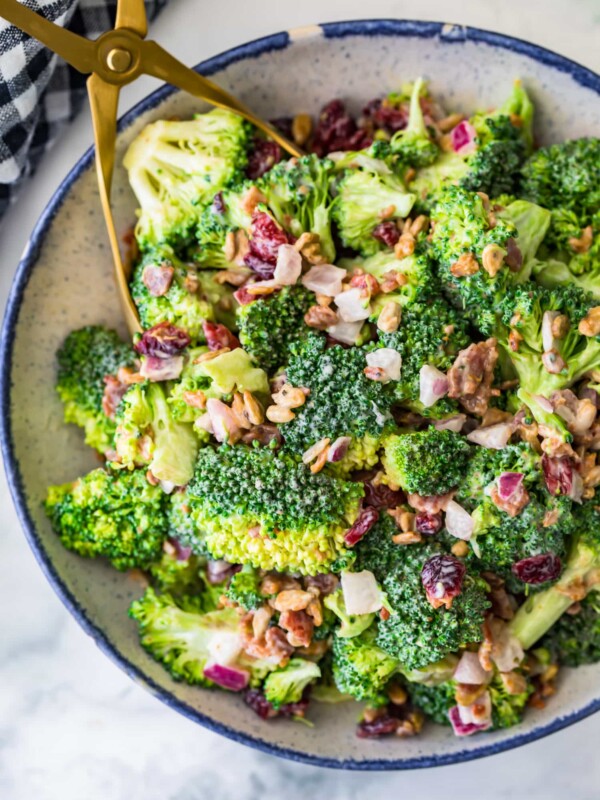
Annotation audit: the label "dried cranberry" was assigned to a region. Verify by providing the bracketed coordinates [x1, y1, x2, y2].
[243, 252, 276, 280]
[361, 480, 404, 509]
[356, 714, 399, 738]
[505, 238, 523, 272]
[372, 221, 400, 247]
[247, 139, 282, 180]
[415, 511, 443, 536]
[170, 538, 192, 562]
[271, 117, 294, 139]
[206, 558, 240, 585]
[542, 454, 574, 497]
[244, 689, 278, 720]
[421, 554, 466, 609]
[511, 553, 562, 585]
[363, 98, 409, 134]
[233, 286, 258, 306]
[212, 191, 226, 215]
[246, 210, 289, 266]
[134, 322, 190, 357]
[202, 321, 240, 351]
[344, 506, 379, 546]
[310, 98, 372, 156]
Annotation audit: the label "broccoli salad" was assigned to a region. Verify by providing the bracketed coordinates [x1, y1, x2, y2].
[45, 78, 600, 740]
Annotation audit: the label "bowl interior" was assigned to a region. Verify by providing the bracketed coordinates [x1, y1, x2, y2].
[4, 21, 600, 769]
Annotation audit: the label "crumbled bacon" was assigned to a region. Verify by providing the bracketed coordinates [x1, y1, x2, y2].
[101, 374, 129, 419]
[142, 264, 174, 297]
[490, 483, 530, 517]
[407, 490, 456, 514]
[278, 609, 314, 647]
[447, 338, 499, 416]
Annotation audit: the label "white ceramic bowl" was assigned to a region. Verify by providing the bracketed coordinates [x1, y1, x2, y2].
[3, 20, 600, 770]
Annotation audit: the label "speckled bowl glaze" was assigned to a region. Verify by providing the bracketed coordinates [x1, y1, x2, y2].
[3, 20, 600, 770]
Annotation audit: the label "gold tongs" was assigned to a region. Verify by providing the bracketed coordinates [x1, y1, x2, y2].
[0, 0, 303, 334]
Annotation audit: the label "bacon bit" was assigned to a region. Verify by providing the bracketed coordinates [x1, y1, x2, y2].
[490, 483, 530, 517]
[279, 609, 314, 648]
[364, 366, 388, 382]
[101, 374, 129, 419]
[478, 620, 494, 672]
[379, 606, 391, 621]
[447, 338, 499, 416]
[380, 270, 407, 294]
[569, 225, 593, 254]
[202, 321, 240, 351]
[450, 252, 479, 277]
[142, 264, 174, 296]
[407, 490, 456, 514]
[182, 390, 207, 409]
[350, 272, 380, 297]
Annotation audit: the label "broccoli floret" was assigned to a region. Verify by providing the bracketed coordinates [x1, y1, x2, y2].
[168, 346, 268, 424]
[174, 444, 364, 574]
[56, 326, 135, 453]
[124, 110, 252, 252]
[194, 185, 253, 269]
[376, 541, 490, 670]
[346, 250, 434, 315]
[510, 501, 600, 649]
[496, 199, 552, 266]
[332, 149, 415, 255]
[408, 680, 456, 725]
[130, 246, 239, 342]
[411, 81, 534, 204]
[281, 332, 394, 456]
[378, 294, 471, 414]
[114, 381, 199, 486]
[497, 283, 600, 438]
[456, 443, 573, 587]
[236, 285, 313, 372]
[540, 593, 600, 666]
[225, 565, 263, 611]
[352, 511, 403, 579]
[382, 429, 471, 496]
[323, 589, 376, 638]
[257, 154, 337, 262]
[148, 549, 205, 601]
[390, 78, 439, 168]
[331, 625, 399, 704]
[521, 137, 600, 223]
[264, 658, 322, 708]
[45, 468, 167, 570]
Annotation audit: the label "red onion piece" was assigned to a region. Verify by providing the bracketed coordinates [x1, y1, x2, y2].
[419, 365, 449, 408]
[497, 472, 524, 501]
[467, 421, 513, 450]
[450, 120, 477, 154]
[449, 706, 491, 737]
[445, 500, 475, 541]
[434, 414, 467, 433]
[203, 663, 249, 692]
[327, 436, 352, 463]
[140, 355, 183, 382]
[453, 651, 492, 685]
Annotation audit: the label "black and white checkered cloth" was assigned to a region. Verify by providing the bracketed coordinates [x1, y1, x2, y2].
[0, 0, 167, 219]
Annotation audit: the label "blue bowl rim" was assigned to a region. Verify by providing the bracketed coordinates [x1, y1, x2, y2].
[3, 18, 600, 771]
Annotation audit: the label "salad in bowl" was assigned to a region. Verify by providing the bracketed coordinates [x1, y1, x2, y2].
[44, 75, 600, 742]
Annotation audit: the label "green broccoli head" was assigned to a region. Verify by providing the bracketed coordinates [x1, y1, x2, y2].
[236, 285, 313, 372]
[390, 78, 439, 168]
[497, 283, 600, 412]
[148, 548, 205, 601]
[521, 137, 600, 223]
[378, 294, 471, 415]
[193, 185, 253, 269]
[124, 110, 252, 252]
[510, 501, 600, 650]
[376, 541, 490, 670]
[264, 658, 322, 709]
[408, 680, 456, 725]
[331, 624, 399, 704]
[281, 332, 394, 456]
[130, 246, 239, 342]
[332, 148, 416, 255]
[540, 592, 600, 667]
[257, 154, 337, 262]
[225, 565, 264, 611]
[56, 326, 135, 453]
[173, 444, 364, 574]
[114, 381, 199, 487]
[45, 468, 167, 570]
[349, 250, 435, 315]
[382, 429, 471, 496]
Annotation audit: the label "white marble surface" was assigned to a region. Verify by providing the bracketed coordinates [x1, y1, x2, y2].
[2, 1, 600, 797]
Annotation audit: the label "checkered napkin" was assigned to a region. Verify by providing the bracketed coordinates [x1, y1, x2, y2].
[0, 0, 167, 219]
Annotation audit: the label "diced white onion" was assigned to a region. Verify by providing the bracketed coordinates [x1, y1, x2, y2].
[457, 691, 492, 727]
[419, 364, 449, 408]
[207, 631, 243, 666]
[326, 319, 364, 345]
[532, 394, 554, 414]
[206, 398, 241, 443]
[453, 651, 492, 685]
[302, 264, 347, 297]
[334, 287, 371, 322]
[492, 632, 524, 673]
[366, 348, 402, 382]
[445, 500, 475, 541]
[542, 311, 560, 354]
[274, 243, 302, 285]
[467, 422, 513, 450]
[341, 570, 383, 615]
[159, 480, 176, 494]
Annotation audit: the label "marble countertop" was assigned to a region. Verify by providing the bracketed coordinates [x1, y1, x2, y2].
[2, 1, 600, 797]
